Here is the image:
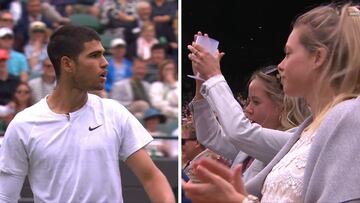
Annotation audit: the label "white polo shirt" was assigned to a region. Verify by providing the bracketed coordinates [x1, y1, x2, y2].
[0, 94, 153, 203]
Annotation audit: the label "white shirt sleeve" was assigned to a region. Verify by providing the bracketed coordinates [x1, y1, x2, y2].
[0, 120, 29, 202]
[115, 104, 153, 161]
[0, 171, 25, 202]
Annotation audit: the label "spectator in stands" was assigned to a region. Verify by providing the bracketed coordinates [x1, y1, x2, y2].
[143, 107, 170, 157]
[105, 38, 133, 93]
[182, 124, 205, 169]
[150, 0, 176, 45]
[40, 1, 71, 26]
[0, 25, 175, 203]
[125, 0, 153, 58]
[13, 0, 53, 52]
[143, 107, 167, 137]
[136, 22, 159, 60]
[12, 82, 33, 113]
[0, 10, 15, 29]
[0, 27, 29, 82]
[111, 57, 151, 119]
[43, 0, 76, 17]
[0, 81, 33, 131]
[144, 43, 167, 83]
[28, 57, 56, 103]
[24, 21, 49, 79]
[66, 0, 100, 17]
[1, 81, 33, 125]
[184, 3, 360, 202]
[134, 1, 152, 32]
[150, 59, 178, 119]
[0, 48, 19, 106]
[100, 0, 137, 41]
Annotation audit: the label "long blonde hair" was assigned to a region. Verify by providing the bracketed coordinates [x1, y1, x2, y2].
[250, 68, 310, 131]
[293, 3, 360, 131]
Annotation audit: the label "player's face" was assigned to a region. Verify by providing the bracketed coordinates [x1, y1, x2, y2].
[72, 40, 108, 91]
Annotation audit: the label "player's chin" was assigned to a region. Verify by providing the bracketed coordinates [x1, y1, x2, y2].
[91, 85, 105, 91]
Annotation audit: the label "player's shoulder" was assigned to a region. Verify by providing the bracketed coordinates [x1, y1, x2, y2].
[88, 93, 128, 112]
[9, 99, 48, 130]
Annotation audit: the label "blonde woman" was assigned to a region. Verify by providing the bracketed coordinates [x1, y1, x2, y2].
[184, 3, 360, 202]
[189, 65, 309, 183]
[24, 21, 49, 79]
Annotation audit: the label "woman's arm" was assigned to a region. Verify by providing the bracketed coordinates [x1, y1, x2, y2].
[190, 99, 238, 161]
[195, 75, 291, 163]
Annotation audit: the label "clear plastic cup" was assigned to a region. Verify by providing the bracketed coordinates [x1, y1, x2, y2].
[187, 35, 219, 81]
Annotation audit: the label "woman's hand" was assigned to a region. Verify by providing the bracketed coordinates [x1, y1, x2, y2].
[182, 158, 247, 203]
[187, 32, 225, 80]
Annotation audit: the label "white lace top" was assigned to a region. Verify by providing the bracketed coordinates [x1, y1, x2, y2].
[261, 131, 316, 202]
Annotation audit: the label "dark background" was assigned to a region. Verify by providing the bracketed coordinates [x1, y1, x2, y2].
[181, 0, 354, 103]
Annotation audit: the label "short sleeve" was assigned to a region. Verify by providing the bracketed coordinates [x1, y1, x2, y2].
[0, 120, 29, 176]
[116, 105, 153, 161]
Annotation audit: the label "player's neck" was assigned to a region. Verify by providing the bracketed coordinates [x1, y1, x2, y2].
[47, 86, 88, 114]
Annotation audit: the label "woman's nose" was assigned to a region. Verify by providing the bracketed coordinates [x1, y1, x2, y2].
[245, 105, 253, 115]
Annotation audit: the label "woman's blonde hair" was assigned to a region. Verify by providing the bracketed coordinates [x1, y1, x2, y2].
[293, 3, 360, 131]
[250, 67, 310, 131]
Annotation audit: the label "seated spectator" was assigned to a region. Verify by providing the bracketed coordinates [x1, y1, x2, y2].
[150, 0, 176, 45]
[66, 0, 100, 17]
[143, 107, 167, 137]
[182, 123, 206, 175]
[44, 0, 76, 17]
[24, 21, 49, 79]
[0, 10, 15, 29]
[28, 57, 56, 103]
[0, 49, 20, 106]
[41, 2, 70, 26]
[105, 38, 133, 93]
[136, 22, 159, 60]
[144, 43, 167, 83]
[0, 81, 33, 131]
[125, 0, 153, 58]
[111, 57, 150, 119]
[134, 1, 152, 33]
[150, 59, 178, 119]
[13, 0, 53, 52]
[100, 0, 137, 40]
[143, 107, 170, 158]
[0, 27, 29, 82]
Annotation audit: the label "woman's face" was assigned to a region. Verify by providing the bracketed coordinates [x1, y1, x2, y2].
[245, 78, 281, 129]
[15, 84, 31, 103]
[31, 30, 46, 42]
[278, 27, 318, 97]
[162, 62, 176, 80]
[143, 26, 156, 40]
